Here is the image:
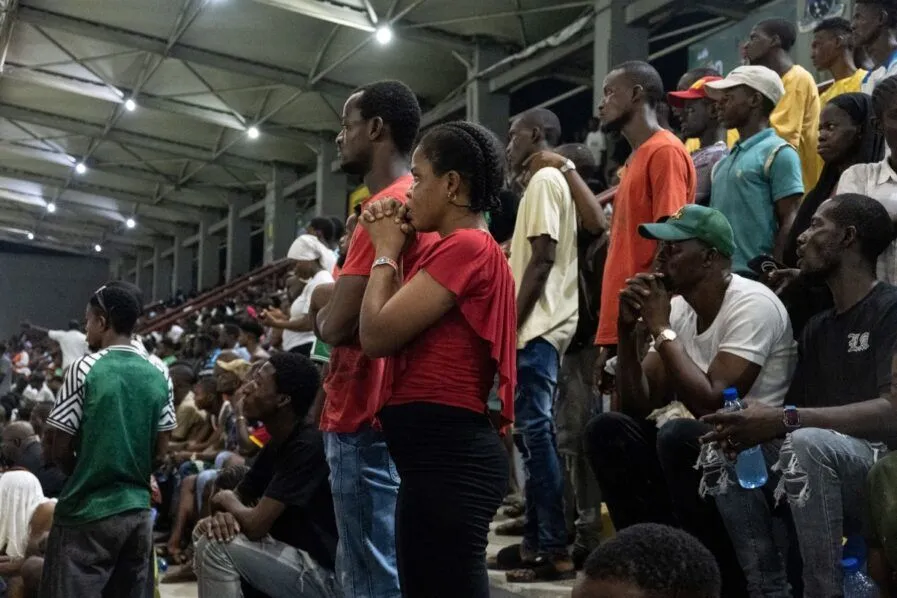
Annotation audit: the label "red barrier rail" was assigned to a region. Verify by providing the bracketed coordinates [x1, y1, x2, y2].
[137, 259, 293, 335]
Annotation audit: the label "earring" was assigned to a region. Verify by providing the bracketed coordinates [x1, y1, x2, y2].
[448, 192, 457, 203]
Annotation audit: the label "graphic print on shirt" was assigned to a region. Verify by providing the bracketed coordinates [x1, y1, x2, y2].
[847, 332, 870, 354]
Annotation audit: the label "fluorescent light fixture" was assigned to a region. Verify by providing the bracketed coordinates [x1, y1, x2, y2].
[375, 26, 393, 45]
[124, 98, 137, 112]
[75, 162, 87, 174]
[46, 202, 56, 213]
[125, 217, 136, 229]
[247, 126, 260, 139]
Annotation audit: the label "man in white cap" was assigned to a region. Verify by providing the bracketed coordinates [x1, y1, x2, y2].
[704, 65, 804, 277]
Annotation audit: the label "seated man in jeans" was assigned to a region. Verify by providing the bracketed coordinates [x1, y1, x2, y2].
[703, 194, 897, 597]
[585, 205, 797, 596]
[193, 352, 339, 598]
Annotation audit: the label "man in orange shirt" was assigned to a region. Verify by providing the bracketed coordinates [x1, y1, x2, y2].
[314, 80, 434, 598]
[594, 61, 695, 385]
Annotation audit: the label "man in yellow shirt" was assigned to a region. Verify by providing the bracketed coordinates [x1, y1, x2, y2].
[813, 17, 867, 105]
[745, 18, 822, 190]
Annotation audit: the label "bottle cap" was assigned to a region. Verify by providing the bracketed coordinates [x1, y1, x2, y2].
[841, 557, 859, 572]
[722, 387, 739, 402]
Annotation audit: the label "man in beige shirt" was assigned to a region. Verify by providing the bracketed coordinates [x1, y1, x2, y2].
[504, 107, 579, 580]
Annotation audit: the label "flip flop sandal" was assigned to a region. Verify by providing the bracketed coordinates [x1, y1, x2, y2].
[487, 543, 533, 571]
[505, 557, 577, 583]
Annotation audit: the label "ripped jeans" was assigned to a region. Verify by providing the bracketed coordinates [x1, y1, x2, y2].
[708, 428, 887, 598]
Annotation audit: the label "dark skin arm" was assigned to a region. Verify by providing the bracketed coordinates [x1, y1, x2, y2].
[357, 200, 456, 358]
[773, 195, 801, 263]
[516, 235, 556, 327]
[308, 363, 328, 427]
[616, 309, 669, 417]
[702, 354, 897, 455]
[523, 152, 608, 234]
[204, 489, 285, 542]
[315, 276, 368, 346]
[702, 399, 897, 457]
[43, 427, 76, 476]
[261, 312, 313, 333]
[154, 431, 170, 470]
[621, 274, 764, 417]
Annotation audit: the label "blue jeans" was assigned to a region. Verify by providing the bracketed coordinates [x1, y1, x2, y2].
[194, 530, 339, 598]
[514, 338, 567, 557]
[711, 429, 886, 598]
[323, 427, 401, 598]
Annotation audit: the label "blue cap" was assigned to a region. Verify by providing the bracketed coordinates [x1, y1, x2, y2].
[841, 557, 860, 572]
[722, 387, 739, 402]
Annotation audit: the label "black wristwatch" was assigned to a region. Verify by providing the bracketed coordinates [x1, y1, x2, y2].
[783, 405, 801, 430]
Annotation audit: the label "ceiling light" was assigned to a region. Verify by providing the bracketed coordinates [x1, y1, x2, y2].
[125, 217, 136, 229]
[94, 244, 102, 253]
[247, 126, 260, 139]
[27, 232, 34, 240]
[375, 26, 393, 45]
[46, 202, 56, 213]
[124, 98, 137, 112]
[75, 162, 87, 175]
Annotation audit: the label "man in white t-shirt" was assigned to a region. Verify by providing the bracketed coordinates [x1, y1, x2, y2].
[585, 205, 797, 594]
[21, 320, 87, 370]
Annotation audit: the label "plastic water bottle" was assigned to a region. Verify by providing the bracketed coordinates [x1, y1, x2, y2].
[843, 557, 879, 597]
[722, 387, 768, 489]
[157, 557, 169, 574]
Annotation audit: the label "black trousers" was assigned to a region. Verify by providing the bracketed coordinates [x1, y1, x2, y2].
[585, 412, 749, 598]
[380, 402, 508, 598]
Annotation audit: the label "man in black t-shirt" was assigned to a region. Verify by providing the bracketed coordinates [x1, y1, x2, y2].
[702, 194, 897, 597]
[192, 353, 339, 598]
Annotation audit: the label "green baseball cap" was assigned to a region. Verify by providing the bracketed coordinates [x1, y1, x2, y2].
[638, 205, 735, 257]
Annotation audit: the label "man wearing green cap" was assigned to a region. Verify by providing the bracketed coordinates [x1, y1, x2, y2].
[585, 205, 796, 596]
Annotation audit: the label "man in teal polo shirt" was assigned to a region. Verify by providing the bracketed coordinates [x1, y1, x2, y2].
[704, 65, 804, 275]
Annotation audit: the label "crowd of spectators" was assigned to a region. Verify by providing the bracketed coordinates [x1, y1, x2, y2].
[9, 6, 897, 598]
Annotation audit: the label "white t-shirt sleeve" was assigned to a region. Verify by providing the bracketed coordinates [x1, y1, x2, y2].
[48, 330, 62, 342]
[716, 294, 786, 367]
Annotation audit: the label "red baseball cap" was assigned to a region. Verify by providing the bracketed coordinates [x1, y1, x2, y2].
[667, 76, 723, 108]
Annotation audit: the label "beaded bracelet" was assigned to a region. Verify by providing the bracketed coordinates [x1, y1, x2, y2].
[371, 256, 399, 274]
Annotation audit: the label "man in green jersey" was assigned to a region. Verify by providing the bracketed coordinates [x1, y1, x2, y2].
[41, 281, 176, 598]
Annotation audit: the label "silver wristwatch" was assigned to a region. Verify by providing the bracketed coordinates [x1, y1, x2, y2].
[559, 158, 576, 174]
[654, 328, 677, 349]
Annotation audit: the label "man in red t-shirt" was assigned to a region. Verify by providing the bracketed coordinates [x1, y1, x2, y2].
[313, 80, 431, 598]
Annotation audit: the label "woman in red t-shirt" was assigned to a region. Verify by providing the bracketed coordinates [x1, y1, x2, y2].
[358, 121, 516, 598]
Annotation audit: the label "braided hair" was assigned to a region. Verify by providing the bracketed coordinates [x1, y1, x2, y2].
[416, 121, 505, 213]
